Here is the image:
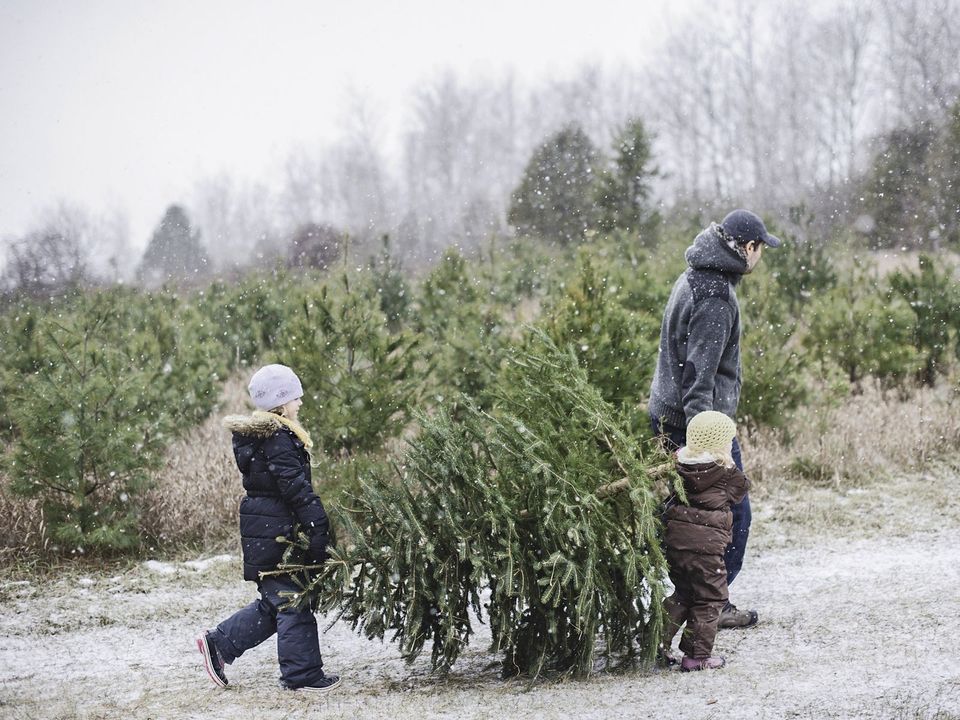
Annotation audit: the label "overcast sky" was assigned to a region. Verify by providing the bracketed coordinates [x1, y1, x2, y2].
[0, 0, 694, 249]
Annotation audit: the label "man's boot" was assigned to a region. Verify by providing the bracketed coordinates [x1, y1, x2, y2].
[718, 601, 758, 629]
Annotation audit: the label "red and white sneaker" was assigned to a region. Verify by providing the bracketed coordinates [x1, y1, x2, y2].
[196, 632, 228, 687]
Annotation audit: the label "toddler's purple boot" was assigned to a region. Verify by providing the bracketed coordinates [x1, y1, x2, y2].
[680, 655, 726, 672]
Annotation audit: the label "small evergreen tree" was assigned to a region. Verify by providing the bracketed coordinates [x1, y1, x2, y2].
[888, 254, 960, 386]
[862, 126, 936, 248]
[764, 209, 839, 315]
[482, 239, 556, 305]
[927, 100, 960, 246]
[0, 300, 47, 440]
[0, 282, 228, 555]
[507, 124, 601, 245]
[197, 275, 291, 368]
[803, 276, 919, 390]
[415, 249, 506, 407]
[541, 250, 660, 432]
[274, 274, 420, 455]
[736, 267, 807, 431]
[594, 117, 660, 241]
[137, 205, 209, 287]
[367, 235, 410, 330]
[5, 294, 173, 552]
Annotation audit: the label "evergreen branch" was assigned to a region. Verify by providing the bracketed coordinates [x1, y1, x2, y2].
[595, 477, 631, 499]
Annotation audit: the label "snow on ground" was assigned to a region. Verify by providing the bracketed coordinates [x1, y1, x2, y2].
[1, 479, 959, 720]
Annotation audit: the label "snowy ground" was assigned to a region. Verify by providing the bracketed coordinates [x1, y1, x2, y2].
[2, 471, 959, 720]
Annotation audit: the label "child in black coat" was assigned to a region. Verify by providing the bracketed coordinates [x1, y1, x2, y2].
[196, 364, 340, 694]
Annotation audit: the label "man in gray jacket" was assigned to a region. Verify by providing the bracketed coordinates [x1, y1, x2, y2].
[648, 209, 781, 629]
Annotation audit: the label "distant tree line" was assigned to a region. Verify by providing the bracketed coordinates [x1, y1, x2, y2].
[2, 0, 959, 297]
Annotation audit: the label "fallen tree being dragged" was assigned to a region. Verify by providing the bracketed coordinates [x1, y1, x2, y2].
[279, 332, 681, 679]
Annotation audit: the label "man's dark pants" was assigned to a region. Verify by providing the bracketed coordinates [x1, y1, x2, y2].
[651, 417, 752, 586]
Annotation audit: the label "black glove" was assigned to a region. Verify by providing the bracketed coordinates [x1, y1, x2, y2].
[307, 532, 329, 565]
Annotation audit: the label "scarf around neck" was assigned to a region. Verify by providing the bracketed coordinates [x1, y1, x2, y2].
[252, 410, 315, 454]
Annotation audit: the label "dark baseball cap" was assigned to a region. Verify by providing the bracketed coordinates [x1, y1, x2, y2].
[721, 209, 782, 248]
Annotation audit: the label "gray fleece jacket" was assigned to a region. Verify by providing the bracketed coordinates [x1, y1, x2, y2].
[648, 223, 747, 429]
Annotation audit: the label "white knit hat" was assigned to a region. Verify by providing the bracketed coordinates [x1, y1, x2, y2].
[686, 411, 736, 454]
[247, 364, 303, 410]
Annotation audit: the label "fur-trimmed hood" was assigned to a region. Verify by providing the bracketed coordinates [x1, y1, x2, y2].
[222, 412, 284, 438]
[224, 411, 315, 457]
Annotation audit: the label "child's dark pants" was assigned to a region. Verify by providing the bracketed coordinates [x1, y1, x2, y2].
[663, 548, 728, 658]
[210, 575, 325, 688]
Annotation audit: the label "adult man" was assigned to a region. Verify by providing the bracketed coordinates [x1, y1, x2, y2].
[648, 209, 781, 629]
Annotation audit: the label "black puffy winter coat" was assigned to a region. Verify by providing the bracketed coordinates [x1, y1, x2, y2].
[223, 413, 330, 582]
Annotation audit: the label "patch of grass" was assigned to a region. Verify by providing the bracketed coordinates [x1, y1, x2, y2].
[0, 484, 47, 564]
[786, 456, 836, 487]
[139, 373, 249, 551]
[745, 378, 960, 544]
[749, 378, 960, 487]
[886, 691, 960, 720]
[0, 547, 142, 586]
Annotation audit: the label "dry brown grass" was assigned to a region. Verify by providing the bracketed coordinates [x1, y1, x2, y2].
[743, 378, 960, 543]
[0, 485, 48, 563]
[139, 372, 252, 551]
[748, 379, 960, 485]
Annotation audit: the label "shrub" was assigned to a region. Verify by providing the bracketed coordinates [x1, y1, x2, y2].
[888, 254, 960, 385]
[415, 249, 509, 407]
[540, 250, 660, 432]
[1, 288, 226, 554]
[273, 274, 420, 456]
[287, 222, 343, 271]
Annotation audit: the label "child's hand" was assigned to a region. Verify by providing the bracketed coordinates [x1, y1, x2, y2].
[308, 532, 329, 564]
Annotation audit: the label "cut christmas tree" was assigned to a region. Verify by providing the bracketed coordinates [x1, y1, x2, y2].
[286, 330, 680, 678]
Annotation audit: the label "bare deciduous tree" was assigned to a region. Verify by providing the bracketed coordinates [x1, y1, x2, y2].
[191, 173, 280, 271]
[0, 201, 130, 296]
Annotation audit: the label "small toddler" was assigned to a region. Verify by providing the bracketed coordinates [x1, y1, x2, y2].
[661, 410, 751, 671]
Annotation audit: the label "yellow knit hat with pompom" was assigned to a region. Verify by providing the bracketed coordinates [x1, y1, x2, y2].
[686, 411, 736, 454]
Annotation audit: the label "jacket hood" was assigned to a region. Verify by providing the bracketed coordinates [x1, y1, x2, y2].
[224, 412, 285, 476]
[223, 412, 283, 438]
[677, 461, 729, 494]
[685, 223, 749, 278]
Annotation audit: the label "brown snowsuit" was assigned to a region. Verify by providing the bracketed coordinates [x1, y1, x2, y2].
[662, 460, 750, 658]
